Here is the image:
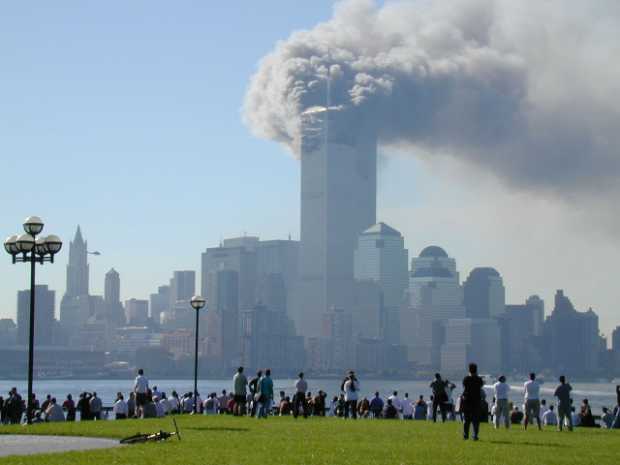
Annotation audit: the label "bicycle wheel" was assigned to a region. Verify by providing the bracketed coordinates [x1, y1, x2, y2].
[120, 434, 149, 444]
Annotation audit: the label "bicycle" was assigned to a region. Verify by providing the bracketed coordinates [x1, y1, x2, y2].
[120, 418, 181, 444]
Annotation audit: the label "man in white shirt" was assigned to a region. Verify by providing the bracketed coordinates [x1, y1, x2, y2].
[112, 392, 128, 420]
[45, 398, 65, 422]
[542, 405, 558, 426]
[153, 396, 165, 417]
[401, 393, 414, 419]
[343, 372, 359, 419]
[388, 391, 403, 419]
[133, 369, 149, 418]
[294, 372, 309, 419]
[493, 375, 510, 429]
[523, 373, 542, 431]
[168, 392, 179, 414]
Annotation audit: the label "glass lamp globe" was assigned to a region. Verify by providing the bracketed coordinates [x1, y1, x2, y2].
[190, 295, 206, 310]
[23, 216, 44, 236]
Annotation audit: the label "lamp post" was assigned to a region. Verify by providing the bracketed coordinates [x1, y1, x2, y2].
[4, 216, 62, 425]
[190, 295, 206, 414]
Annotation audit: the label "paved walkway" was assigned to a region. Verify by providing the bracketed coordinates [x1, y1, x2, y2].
[0, 434, 122, 457]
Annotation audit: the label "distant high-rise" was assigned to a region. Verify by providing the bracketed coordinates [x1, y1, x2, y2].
[544, 290, 600, 376]
[354, 222, 408, 344]
[104, 268, 125, 326]
[406, 246, 465, 367]
[463, 267, 506, 319]
[149, 285, 170, 326]
[296, 105, 377, 337]
[125, 299, 149, 326]
[354, 222, 409, 308]
[169, 271, 195, 306]
[17, 285, 55, 346]
[502, 295, 546, 372]
[104, 269, 120, 305]
[65, 226, 89, 298]
[205, 270, 240, 363]
[60, 226, 91, 331]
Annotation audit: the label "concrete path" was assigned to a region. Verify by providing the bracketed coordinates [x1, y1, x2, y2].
[0, 434, 122, 457]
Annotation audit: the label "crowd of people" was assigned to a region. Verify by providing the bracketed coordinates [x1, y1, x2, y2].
[2, 364, 620, 439]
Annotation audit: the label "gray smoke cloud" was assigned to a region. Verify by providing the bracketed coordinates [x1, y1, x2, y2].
[243, 0, 620, 200]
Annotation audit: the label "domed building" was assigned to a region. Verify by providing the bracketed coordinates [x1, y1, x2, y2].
[403, 246, 465, 368]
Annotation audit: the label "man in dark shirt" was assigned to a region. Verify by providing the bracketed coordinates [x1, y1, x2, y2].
[462, 363, 484, 441]
[384, 399, 398, 419]
[554, 376, 573, 431]
[369, 392, 384, 418]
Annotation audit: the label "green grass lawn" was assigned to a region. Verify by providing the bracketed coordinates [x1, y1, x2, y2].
[1, 416, 618, 465]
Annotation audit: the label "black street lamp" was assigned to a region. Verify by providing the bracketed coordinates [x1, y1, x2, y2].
[4, 216, 62, 425]
[190, 295, 206, 414]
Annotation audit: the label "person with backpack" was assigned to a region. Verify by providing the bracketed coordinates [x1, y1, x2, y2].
[248, 370, 262, 416]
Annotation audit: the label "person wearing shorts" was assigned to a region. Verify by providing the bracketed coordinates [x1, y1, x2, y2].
[133, 369, 149, 418]
[523, 373, 542, 430]
[232, 366, 248, 416]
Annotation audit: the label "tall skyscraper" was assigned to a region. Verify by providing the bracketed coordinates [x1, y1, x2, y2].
[150, 285, 170, 326]
[502, 296, 546, 372]
[406, 246, 465, 367]
[60, 226, 91, 331]
[463, 267, 506, 319]
[544, 290, 600, 376]
[17, 285, 55, 346]
[104, 268, 125, 327]
[169, 271, 195, 306]
[205, 270, 240, 363]
[65, 226, 89, 298]
[296, 105, 377, 337]
[354, 222, 408, 344]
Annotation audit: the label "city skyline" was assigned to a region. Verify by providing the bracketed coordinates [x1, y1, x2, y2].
[1, 0, 619, 338]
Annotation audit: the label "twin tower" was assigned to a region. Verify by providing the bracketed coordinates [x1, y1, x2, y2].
[295, 105, 377, 337]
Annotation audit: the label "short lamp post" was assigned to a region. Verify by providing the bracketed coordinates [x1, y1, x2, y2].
[4, 216, 62, 425]
[190, 295, 206, 414]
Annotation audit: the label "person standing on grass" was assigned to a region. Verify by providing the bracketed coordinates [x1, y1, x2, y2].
[134, 368, 149, 419]
[343, 372, 360, 419]
[63, 394, 76, 422]
[493, 376, 510, 429]
[256, 369, 274, 418]
[523, 373, 542, 431]
[430, 373, 449, 422]
[462, 363, 484, 441]
[249, 370, 262, 417]
[553, 375, 572, 431]
[233, 366, 248, 416]
[293, 372, 309, 419]
[90, 392, 102, 420]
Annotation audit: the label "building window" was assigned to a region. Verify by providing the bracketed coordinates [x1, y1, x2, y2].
[375, 239, 385, 248]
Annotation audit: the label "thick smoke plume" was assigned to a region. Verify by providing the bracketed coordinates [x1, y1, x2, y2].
[244, 0, 620, 199]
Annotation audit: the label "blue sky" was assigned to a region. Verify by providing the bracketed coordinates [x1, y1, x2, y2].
[1, 1, 618, 336]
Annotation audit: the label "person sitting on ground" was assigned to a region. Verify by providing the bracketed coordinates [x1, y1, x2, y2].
[204, 393, 219, 415]
[45, 398, 65, 422]
[414, 395, 427, 420]
[227, 394, 235, 414]
[313, 391, 326, 417]
[154, 396, 165, 417]
[358, 397, 370, 418]
[369, 392, 384, 419]
[402, 393, 414, 420]
[41, 394, 52, 413]
[579, 399, 596, 427]
[542, 405, 557, 426]
[601, 407, 614, 429]
[113, 392, 128, 420]
[384, 399, 398, 419]
[159, 392, 171, 415]
[571, 406, 581, 427]
[306, 391, 314, 416]
[539, 399, 549, 420]
[336, 394, 346, 417]
[63, 394, 76, 422]
[279, 396, 291, 416]
[218, 390, 228, 414]
[510, 406, 524, 425]
[142, 392, 158, 419]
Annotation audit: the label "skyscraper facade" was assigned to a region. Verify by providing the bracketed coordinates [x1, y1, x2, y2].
[463, 267, 505, 319]
[104, 268, 125, 327]
[296, 105, 377, 337]
[406, 246, 465, 367]
[17, 285, 55, 346]
[65, 226, 89, 298]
